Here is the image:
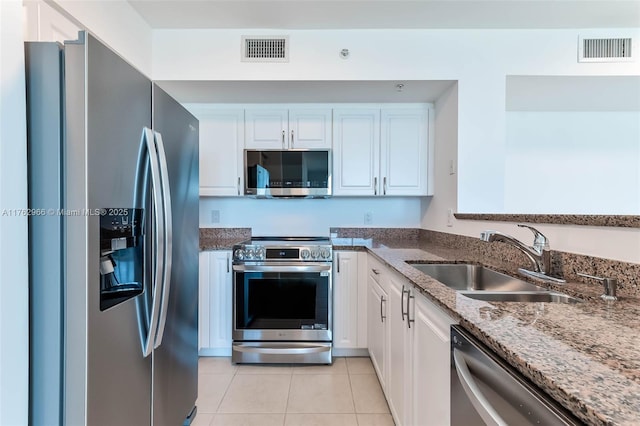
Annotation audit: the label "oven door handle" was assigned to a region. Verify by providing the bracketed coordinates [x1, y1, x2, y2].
[234, 344, 331, 355]
[232, 264, 332, 273]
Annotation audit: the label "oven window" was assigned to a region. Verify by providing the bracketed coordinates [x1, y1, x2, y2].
[235, 272, 329, 330]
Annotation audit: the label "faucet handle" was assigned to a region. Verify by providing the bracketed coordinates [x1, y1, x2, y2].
[577, 272, 618, 301]
[517, 224, 549, 250]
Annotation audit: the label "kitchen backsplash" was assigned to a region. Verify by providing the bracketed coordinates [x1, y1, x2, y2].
[199, 227, 251, 250]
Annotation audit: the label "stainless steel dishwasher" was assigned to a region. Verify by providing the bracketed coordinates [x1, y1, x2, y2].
[451, 326, 583, 426]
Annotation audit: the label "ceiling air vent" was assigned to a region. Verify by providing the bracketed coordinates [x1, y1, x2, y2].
[242, 36, 289, 63]
[579, 36, 633, 63]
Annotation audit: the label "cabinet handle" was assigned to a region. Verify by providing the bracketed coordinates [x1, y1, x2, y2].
[282, 130, 285, 149]
[336, 253, 340, 273]
[372, 268, 379, 275]
[401, 285, 406, 321]
[227, 253, 230, 273]
[237, 177, 241, 196]
[383, 177, 387, 195]
[290, 129, 294, 148]
[406, 289, 415, 329]
[380, 295, 386, 322]
[374, 177, 378, 195]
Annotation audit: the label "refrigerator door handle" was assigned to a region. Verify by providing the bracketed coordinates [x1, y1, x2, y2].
[135, 127, 165, 358]
[153, 130, 173, 349]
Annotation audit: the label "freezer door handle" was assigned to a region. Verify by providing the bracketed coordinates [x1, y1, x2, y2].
[153, 130, 173, 349]
[453, 348, 507, 426]
[135, 127, 165, 358]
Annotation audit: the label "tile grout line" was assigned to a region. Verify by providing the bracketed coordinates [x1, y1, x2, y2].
[213, 362, 238, 414]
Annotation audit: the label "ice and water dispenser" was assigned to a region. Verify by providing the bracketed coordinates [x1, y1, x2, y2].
[99, 208, 144, 311]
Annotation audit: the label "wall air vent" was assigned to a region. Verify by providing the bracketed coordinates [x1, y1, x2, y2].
[579, 36, 633, 62]
[241, 36, 289, 63]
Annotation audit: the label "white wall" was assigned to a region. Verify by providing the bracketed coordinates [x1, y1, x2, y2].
[47, 0, 152, 75]
[504, 111, 640, 214]
[422, 76, 640, 263]
[200, 197, 422, 236]
[152, 28, 640, 263]
[0, 1, 29, 423]
[153, 28, 640, 214]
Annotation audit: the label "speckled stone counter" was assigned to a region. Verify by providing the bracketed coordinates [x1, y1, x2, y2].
[334, 237, 640, 425]
[199, 227, 251, 250]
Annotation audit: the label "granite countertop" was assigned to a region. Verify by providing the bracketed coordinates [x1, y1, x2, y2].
[336, 239, 640, 426]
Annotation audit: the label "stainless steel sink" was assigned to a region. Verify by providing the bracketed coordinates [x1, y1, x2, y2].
[410, 263, 546, 292]
[459, 291, 582, 304]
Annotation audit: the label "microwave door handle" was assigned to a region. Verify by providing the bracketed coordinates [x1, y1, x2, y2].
[453, 349, 508, 426]
[136, 127, 164, 358]
[152, 131, 172, 349]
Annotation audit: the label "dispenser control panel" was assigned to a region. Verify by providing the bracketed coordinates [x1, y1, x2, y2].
[100, 208, 144, 251]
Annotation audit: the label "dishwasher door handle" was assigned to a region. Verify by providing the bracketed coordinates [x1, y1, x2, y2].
[453, 348, 508, 426]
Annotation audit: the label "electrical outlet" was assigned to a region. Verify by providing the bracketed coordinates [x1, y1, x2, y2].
[211, 210, 220, 223]
[364, 211, 373, 225]
[447, 208, 454, 227]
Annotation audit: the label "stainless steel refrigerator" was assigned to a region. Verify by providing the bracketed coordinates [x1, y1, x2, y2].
[26, 31, 199, 426]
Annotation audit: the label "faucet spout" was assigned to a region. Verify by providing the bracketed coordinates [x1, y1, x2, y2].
[480, 224, 552, 275]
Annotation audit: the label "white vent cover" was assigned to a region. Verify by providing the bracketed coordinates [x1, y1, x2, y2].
[579, 36, 633, 62]
[242, 36, 289, 62]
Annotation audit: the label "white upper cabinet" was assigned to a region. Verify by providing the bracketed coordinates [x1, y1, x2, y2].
[288, 109, 332, 149]
[333, 108, 381, 196]
[188, 106, 244, 196]
[245, 107, 331, 149]
[381, 108, 430, 196]
[333, 106, 432, 196]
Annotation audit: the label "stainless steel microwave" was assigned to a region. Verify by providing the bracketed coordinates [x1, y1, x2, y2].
[244, 149, 332, 198]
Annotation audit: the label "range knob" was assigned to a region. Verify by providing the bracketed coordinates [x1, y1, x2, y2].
[300, 248, 311, 259]
[233, 248, 245, 260]
[310, 248, 320, 259]
[320, 248, 331, 259]
[245, 248, 255, 259]
[255, 247, 265, 260]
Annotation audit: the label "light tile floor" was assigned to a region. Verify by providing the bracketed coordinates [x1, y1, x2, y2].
[193, 357, 394, 426]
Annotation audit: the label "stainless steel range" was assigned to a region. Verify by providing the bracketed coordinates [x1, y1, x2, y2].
[232, 237, 333, 364]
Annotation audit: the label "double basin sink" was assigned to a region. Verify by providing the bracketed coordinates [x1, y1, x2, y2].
[411, 263, 581, 304]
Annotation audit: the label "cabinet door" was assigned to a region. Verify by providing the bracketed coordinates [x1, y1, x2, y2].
[380, 108, 429, 196]
[289, 108, 332, 149]
[387, 276, 411, 426]
[412, 294, 455, 426]
[199, 251, 233, 355]
[208, 251, 233, 351]
[196, 109, 244, 196]
[245, 108, 288, 149]
[23, 0, 81, 43]
[333, 251, 359, 349]
[198, 252, 211, 350]
[332, 109, 381, 196]
[367, 274, 388, 390]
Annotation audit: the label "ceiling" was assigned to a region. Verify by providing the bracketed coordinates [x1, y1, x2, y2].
[128, 0, 640, 30]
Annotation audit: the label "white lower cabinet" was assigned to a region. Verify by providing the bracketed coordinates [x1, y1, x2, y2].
[367, 262, 388, 390]
[366, 254, 456, 426]
[387, 274, 412, 425]
[198, 250, 233, 356]
[411, 293, 456, 426]
[333, 251, 368, 353]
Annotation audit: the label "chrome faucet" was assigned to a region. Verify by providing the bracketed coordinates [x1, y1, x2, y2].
[480, 224, 565, 283]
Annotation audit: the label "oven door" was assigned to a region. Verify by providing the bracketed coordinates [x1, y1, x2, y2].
[232, 263, 332, 342]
